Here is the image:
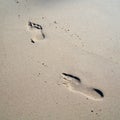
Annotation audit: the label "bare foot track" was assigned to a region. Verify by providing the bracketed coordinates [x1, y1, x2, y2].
[28, 21, 45, 43]
[61, 73, 104, 101]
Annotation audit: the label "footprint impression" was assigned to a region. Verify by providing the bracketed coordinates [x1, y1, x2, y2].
[28, 21, 45, 43]
[61, 73, 104, 101]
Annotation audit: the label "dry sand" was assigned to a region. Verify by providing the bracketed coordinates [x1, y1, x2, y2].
[0, 0, 120, 120]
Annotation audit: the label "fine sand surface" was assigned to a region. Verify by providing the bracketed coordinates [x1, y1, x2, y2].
[0, 0, 120, 120]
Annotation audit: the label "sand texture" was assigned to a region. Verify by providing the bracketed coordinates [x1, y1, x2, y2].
[0, 0, 120, 120]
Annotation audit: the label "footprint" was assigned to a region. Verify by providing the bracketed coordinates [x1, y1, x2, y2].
[28, 21, 45, 43]
[61, 73, 104, 100]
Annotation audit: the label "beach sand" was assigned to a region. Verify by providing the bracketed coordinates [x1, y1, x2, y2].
[0, 0, 120, 120]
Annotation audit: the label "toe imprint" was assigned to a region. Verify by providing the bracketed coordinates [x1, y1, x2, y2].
[62, 73, 81, 83]
[28, 21, 43, 30]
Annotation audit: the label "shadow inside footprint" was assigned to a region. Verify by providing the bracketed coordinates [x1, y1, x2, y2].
[31, 39, 35, 43]
[93, 88, 104, 98]
[62, 73, 81, 82]
[28, 21, 43, 30]
[61, 73, 104, 100]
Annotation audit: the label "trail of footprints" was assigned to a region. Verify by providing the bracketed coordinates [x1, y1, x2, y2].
[27, 20, 104, 100]
[28, 21, 45, 43]
[61, 73, 104, 100]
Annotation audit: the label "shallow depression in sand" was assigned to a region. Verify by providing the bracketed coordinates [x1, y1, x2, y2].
[61, 73, 104, 101]
[27, 21, 45, 43]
